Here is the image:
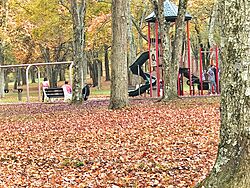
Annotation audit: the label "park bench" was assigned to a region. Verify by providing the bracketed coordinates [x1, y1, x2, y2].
[44, 88, 65, 102]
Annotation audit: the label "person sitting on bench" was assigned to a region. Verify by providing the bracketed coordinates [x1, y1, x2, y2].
[62, 81, 72, 101]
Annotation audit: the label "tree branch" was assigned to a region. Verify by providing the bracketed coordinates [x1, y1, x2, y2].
[131, 17, 148, 41]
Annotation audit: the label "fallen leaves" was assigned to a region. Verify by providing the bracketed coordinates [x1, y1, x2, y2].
[0, 97, 220, 187]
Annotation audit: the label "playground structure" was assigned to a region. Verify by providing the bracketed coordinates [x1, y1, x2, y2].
[129, 0, 220, 97]
[128, 51, 156, 97]
[0, 61, 73, 103]
[178, 46, 220, 96]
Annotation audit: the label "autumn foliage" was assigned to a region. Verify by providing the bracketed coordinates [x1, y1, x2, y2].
[0, 98, 220, 187]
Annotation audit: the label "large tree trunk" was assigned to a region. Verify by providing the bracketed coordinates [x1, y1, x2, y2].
[70, 0, 86, 104]
[161, 0, 188, 101]
[109, 0, 129, 109]
[196, 0, 250, 187]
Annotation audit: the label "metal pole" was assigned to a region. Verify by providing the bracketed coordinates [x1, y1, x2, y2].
[37, 67, 41, 102]
[26, 65, 31, 103]
[187, 21, 192, 95]
[138, 65, 140, 96]
[199, 48, 203, 95]
[148, 22, 152, 97]
[155, 21, 160, 97]
[178, 72, 181, 96]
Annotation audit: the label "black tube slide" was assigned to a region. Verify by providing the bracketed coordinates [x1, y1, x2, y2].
[179, 68, 200, 85]
[128, 51, 156, 97]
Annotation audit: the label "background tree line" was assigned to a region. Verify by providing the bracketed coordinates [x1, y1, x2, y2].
[0, 0, 219, 98]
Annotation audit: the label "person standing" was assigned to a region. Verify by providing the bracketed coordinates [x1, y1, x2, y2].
[207, 65, 217, 94]
[42, 78, 49, 102]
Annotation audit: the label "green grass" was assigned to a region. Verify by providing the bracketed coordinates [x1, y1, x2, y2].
[91, 89, 110, 96]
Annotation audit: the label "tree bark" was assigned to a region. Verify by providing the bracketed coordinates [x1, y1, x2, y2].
[162, 0, 188, 101]
[152, 0, 171, 100]
[21, 68, 27, 85]
[0, 0, 9, 98]
[30, 67, 36, 84]
[109, 0, 129, 109]
[97, 59, 102, 90]
[208, 2, 218, 48]
[104, 44, 110, 81]
[196, 0, 250, 187]
[127, 0, 137, 86]
[69, 0, 86, 104]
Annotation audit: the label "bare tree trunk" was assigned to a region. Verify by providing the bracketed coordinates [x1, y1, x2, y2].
[59, 67, 66, 81]
[162, 0, 188, 101]
[0, 47, 4, 97]
[97, 59, 102, 90]
[196, 0, 250, 187]
[104, 44, 110, 81]
[109, 0, 129, 109]
[127, 0, 137, 86]
[0, 68, 4, 98]
[69, 0, 86, 104]
[30, 67, 36, 83]
[39, 44, 53, 85]
[208, 2, 218, 48]
[0, 0, 9, 98]
[4, 70, 9, 91]
[21, 68, 27, 85]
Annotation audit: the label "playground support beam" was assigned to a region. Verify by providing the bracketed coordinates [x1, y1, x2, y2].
[187, 21, 192, 95]
[147, 22, 153, 97]
[155, 21, 160, 97]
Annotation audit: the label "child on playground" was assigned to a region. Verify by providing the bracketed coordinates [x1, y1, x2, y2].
[42, 77, 49, 102]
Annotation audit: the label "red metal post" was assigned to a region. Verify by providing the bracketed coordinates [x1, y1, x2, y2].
[215, 46, 219, 94]
[148, 22, 153, 97]
[199, 48, 203, 95]
[155, 21, 160, 97]
[177, 73, 181, 96]
[187, 21, 192, 95]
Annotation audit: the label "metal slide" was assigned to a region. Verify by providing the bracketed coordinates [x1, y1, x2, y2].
[128, 51, 156, 97]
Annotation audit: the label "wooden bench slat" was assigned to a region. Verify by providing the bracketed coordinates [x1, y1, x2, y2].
[44, 88, 65, 99]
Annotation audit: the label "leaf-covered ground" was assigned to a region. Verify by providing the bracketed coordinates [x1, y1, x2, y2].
[0, 97, 220, 187]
